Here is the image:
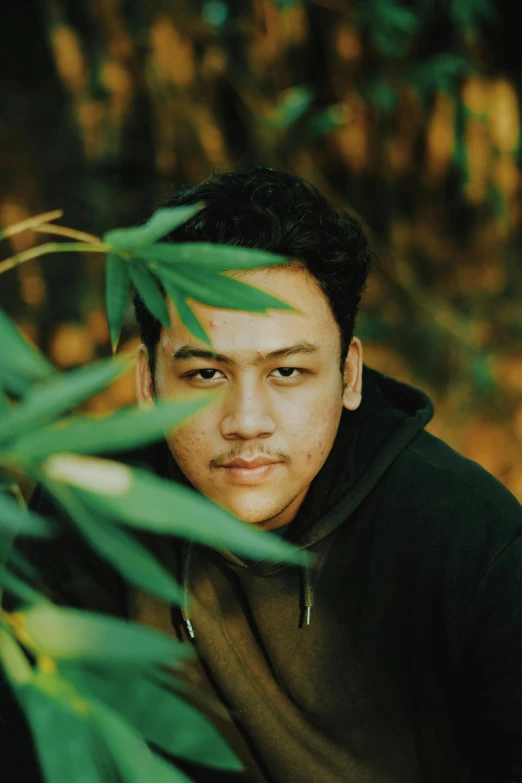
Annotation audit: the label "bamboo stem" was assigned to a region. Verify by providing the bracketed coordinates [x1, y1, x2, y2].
[0, 210, 63, 241]
[0, 242, 111, 276]
[34, 224, 102, 244]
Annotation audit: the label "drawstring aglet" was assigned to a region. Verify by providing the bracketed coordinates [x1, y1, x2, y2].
[305, 607, 312, 626]
[185, 619, 195, 639]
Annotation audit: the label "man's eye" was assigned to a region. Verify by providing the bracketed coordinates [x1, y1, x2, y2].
[186, 369, 223, 381]
[272, 367, 303, 379]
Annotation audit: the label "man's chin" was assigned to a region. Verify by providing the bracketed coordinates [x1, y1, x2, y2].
[223, 507, 280, 526]
[217, 494, 302, 530]
[197, 481, 307, 529]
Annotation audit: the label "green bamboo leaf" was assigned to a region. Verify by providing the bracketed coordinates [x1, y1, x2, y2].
[159, 265, 294, 313]
[273, 0, 305, 7]
[449, 0, 496, 30]
[3, 545, 41, 583]
[0, 566, 48, 607]
[21, 602, 190, 665]
[10, 396, 215, 460]
[47, 482, 184, 605]
[0, 367, 31, 397]
[0, 493, 55, 537]
[106, 254, 130, 352]
[0, 356, 130, 444]
[12, 680, 111, 783]
[410, 55, 470, 98]
[43, 456, 309, 565]
[0, 392, 10, 415]
[62, 663, 243, 772]
[357, 0, 418, 57]
[469, 352, 494, 394]
[0, 627, 33, 684]
[266, 85, 314, 130]
[366, 79, 397, 112]
[0, 309, 55, 386]
[138, 241, 288, 271]
[163, 282, 211, 345]
[103, 204, 205, 250]
[307, 104, 347, 138]
[89, 697, 193, 783]
[130, 263, 171, 328]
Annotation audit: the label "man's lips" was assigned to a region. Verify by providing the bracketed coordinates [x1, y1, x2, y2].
[218, 457, 282, 485]
[222, 457, 278, 469]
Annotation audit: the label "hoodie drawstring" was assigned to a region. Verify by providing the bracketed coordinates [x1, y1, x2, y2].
[181, 542, 195, 639]
[302, 564, 314, 627]
[180, 542, 314, 642]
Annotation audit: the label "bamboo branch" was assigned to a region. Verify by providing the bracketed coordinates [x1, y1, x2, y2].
[0, 210, 63, 241]
[34, 224, 102, 244]
[0, 242, 111, 276]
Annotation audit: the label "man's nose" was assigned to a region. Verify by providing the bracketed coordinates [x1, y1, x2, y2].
[220, 383, 276, 440]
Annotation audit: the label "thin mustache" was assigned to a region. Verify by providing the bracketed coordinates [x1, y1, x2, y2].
[209, 448, 290, 469]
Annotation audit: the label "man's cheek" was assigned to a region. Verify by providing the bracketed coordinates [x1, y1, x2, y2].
[170, 422, 214, 465]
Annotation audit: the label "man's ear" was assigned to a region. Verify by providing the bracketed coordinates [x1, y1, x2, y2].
[342, 337, 363, 411]
[135, 344, 155, 409]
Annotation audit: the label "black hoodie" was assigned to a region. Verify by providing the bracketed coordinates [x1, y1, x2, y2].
[2, 366, 522, 782]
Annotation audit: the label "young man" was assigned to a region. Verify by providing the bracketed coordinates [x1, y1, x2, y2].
[4, 166, 522, 782]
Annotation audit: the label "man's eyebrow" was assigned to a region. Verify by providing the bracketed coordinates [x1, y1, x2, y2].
[171, 342, 319, 365]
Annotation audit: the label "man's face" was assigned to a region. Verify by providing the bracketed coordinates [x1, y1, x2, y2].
[136, 266, 362, 530]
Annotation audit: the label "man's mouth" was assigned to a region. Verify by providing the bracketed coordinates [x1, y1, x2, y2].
[219, 457, 282, 484]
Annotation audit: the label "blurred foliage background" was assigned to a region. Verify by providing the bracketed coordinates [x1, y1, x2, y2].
[1, 0, 522, 499]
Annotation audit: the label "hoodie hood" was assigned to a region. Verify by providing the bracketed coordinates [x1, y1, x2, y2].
[176, 365, 433, 639]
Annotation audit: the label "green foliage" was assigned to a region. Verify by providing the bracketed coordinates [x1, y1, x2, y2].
[44, 457, 309, 566]
[129, 264, 171, 328]
[14, 682, 115, 783]
[162, 283, 211, 345]
[0, 566, 47, 606]
[410, 54, 470, 99]
[156, 264, 294, 314]
[488, 183, 505, 220]
[452, 95, 468, 185]
[469, 352, 494, 394]
[0, 205, 308, 783]
[0, 492, 54, 538]
[49, 481, 185, 604]
[62, 662, 244, 771]
[356, 0, 419, 57]
[0, 626, 33, 684]
[2, 545, 41, 583]
[8, 397, 215, 460]
[202, 1, 228, 27]
[306, 105, 347, 138]
[271, 0, 306, 9]
[0, 308, 55, 394]
[22, 602, 190, 665]
[266, 86, 314, 130]
[13, 670, 193, 783]
[135, 241, 288, 271]
[103, 207, 293, 350]
[103, 205, 205, 250]
[105, 254, 131, 352]
[85, 696, 194, 783]
[365, 79, 398, 113]
[0, 391, 9, 415]
[448, 0, 496, 31]
[0, 356, 130, 444]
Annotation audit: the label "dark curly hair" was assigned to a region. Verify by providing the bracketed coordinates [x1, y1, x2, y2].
[132, 165, 372, 383]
